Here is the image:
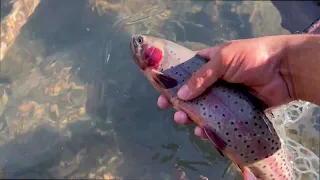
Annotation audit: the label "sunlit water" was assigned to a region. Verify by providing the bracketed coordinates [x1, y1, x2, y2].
[0, 0, 319, 179]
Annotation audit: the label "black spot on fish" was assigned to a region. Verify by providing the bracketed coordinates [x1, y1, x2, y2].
[264, 146, 267, 149]
[245, 121, 248, 124]
[222, 114, 225, 117]
[215, 105, 218, 108]
[231, 122, 234, 125]
[234, 128, 237, 131]
[251, 150, 255, 154]
[226, 132, 229, 136]
[244, 140, 247, 143]
[209, 115, 212, 118]
[240, 109, 244, 112]
[257, 140, 260, 144]
[247, 145, 250, 148]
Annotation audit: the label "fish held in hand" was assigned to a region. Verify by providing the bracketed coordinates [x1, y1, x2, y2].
[130, 35, 295, 180]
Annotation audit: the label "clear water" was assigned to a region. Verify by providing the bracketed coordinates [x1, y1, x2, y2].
[0, 0, 319, 179]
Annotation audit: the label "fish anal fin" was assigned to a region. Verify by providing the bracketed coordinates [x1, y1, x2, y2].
[203, 126, 227, 157]
[241, 167, 258, 180]
[152, 70, 178, 89]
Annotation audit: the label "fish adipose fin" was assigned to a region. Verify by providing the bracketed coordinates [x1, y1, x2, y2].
[203, 126, 227, 157]
[151, 70, 178, 89]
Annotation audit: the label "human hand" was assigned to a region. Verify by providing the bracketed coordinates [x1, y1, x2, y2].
[157, 36, 294, 138]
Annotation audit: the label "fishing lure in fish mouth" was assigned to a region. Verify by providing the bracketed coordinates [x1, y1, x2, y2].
[130, 35, 295, 180]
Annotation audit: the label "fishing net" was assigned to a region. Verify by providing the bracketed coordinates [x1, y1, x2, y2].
[270, 101, 320, 180]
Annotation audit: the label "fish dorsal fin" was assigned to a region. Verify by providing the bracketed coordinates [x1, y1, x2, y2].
[151, 69, 178, 89]
[203, 126, 227, 157]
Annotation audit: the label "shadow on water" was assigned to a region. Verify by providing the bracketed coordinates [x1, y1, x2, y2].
[0, 0, 13, 21]
[271, 1, 320, 33]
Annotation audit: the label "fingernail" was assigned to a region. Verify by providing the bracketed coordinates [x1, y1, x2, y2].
[178, 85, 190, 99]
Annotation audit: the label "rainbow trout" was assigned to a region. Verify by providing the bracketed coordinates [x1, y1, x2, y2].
[130, 35, 294, 180]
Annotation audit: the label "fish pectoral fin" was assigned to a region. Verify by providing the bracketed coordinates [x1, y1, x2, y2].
[151, 70, 178, 89]
[203, 126, 227, 157]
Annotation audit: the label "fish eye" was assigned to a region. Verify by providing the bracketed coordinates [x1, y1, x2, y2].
[137, 36, 144, 44]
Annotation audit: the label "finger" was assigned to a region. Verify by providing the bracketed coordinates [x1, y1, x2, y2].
[194, 126, 208, 139]
[196, 46, 220, 60]
[177, 56, 223, 100]
[157, 95, 172, 109]
[174, 111, 193, 125]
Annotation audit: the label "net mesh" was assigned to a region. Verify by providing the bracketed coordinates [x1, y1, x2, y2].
[270, 101, 320, 180]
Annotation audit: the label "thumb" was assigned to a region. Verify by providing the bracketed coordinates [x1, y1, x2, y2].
[196, 46, 220, 60]
[177, 47, 224, 100]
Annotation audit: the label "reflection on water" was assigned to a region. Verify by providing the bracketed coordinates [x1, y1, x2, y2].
[0, 0, 319, 179]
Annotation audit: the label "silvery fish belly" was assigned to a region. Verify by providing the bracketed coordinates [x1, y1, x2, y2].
[130, 35, 294, 180]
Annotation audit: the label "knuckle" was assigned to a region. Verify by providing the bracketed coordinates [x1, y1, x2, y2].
[188, 71, 205, 89]
[189, 65, 214, 87]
